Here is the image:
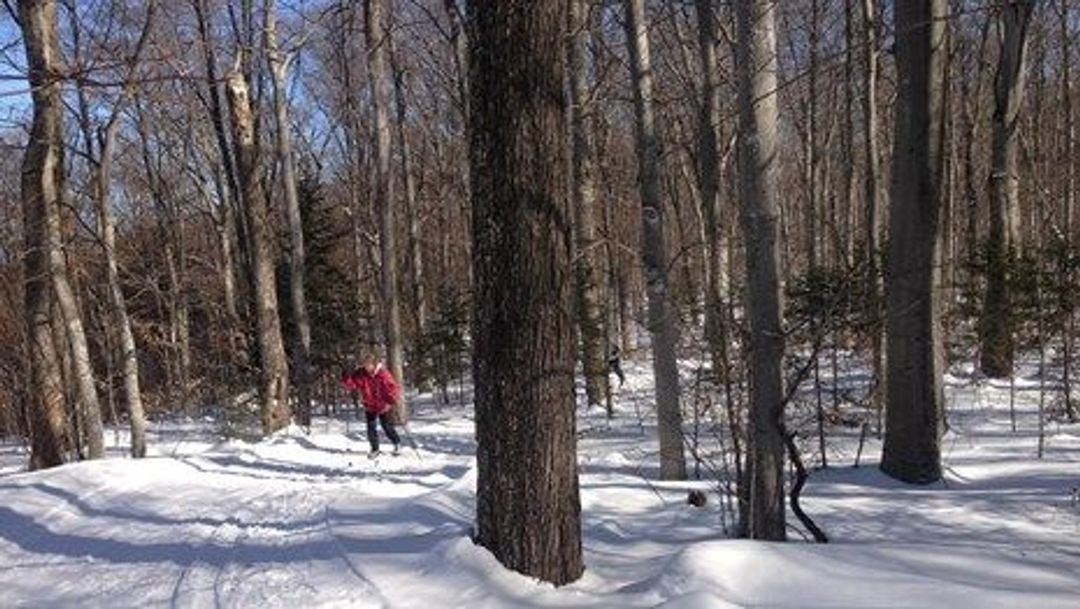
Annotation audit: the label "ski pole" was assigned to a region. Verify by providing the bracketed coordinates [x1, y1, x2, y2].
[400, 423, 422, 459]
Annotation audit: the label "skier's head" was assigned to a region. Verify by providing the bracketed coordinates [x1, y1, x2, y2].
[360, 351, 378, 374]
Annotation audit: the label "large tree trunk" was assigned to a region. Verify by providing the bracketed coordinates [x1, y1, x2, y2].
[469, 0, 584, 586]
[365, 0, 407, 423]
[225, 66, 291, 435]
[734, 0, 786, 540]
[624, 0, 687, 481]
[568, 0, 609, 410]
[266, 0, 313, 427]
[19, 0, 70, 469]
[979, 0, 1036, 378]
[29, 0, 104, 461]
[881, 0, 948, 485]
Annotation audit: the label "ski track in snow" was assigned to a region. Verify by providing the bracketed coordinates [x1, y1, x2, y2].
[0, 357, 1077, 608]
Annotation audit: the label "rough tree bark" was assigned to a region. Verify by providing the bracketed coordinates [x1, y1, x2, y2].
[979, 0, 1036, 378]
[881, 0, 948, 485]
[225, 64, 291, 435]
[469, 0, 585, 586]
[266, 0, 313, 427]
[365, 0, 407, 423]
[18, 0, 69, 469]
[624, 0, 687, 481]
[734, 0, 787, 540]
[568, 0, 609, 410]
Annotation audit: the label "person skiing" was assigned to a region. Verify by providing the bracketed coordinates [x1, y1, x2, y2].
[608, 343, 626, 387]
[342, 352, 402, 456]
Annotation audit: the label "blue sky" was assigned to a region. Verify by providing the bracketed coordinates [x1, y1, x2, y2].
[0, 14, 30, 126]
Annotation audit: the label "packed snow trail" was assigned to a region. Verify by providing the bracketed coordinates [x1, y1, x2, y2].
[0, 361, 1078, 607]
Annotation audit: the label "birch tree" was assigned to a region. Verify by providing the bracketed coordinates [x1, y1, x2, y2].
[225, 61, 291, 435]
[734, 0, 786, 540]
[568, 0, 608, 411]
[624, 0, 687, 481]
[18, 0, 70, 469]
[72, 0, 156, 458]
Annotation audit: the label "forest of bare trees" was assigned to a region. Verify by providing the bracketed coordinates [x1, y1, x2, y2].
[3, 0, 1079, 586]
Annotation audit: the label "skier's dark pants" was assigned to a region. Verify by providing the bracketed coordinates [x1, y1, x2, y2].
[609, 359, 625, 386]
[366, 411, 400, 452]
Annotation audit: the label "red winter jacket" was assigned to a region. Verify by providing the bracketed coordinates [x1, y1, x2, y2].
[342, 364, 401, 415]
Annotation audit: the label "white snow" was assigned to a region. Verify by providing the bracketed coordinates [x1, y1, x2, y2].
[0, 358, 1078, 608]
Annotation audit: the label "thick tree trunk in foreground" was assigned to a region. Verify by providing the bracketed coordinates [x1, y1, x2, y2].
[225, 66, 291, 435]
[734, 0, 787, 540]
[979, 0, 1036, 378]
[469, 0, 584, 586]
[881, 0, 948, 484]
[25, 0, 105, 461]
[19, 0, 69, 469]
[624, 0, 687, 481]
[366, 0, 407, 423]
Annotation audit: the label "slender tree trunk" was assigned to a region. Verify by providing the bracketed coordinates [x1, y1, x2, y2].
[979, 0, 1035, 378]
[567, 0, 609, 411]
[365, 0, 407, 423]
[194, 0, 244, 360]
[76, 1, 156, 458]
[225, 66, 291, 435]
[861, 0, 885, 432]
[444, 0, 470, 125]
[94, 119, 148, 458]
[806, 0, 820, 271]
[266, 0, 313, 427]
[19, 0, 69, 469]
[881, 0, 948, 485]
[389, 44, 428, 367]
[1061, 0, 1076, 420]
[734, 0, 786, 540]
[469, 0, 584, 586]
[50, 197, 103, 459]
[624, 0, 687, 480]
[694, 0, 730, 388]
[842, 0, 856, 269]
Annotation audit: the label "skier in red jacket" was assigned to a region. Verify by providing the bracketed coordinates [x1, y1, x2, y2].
[342, 352, 402, 456]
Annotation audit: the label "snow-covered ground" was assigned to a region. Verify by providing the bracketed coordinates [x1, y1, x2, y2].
[0, 359, 1078, 608]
